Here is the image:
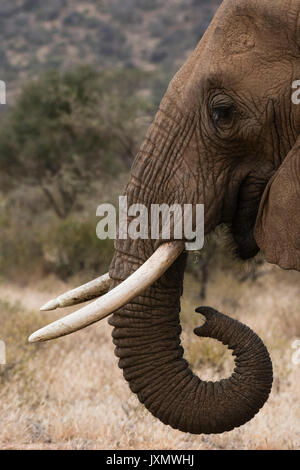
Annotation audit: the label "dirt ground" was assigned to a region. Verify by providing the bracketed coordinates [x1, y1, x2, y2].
[0, 262, 299, 450]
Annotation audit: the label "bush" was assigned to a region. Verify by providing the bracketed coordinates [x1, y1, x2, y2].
[63, 12, 85, 27]
[23, 0, 40, 11]
[24, 27, 53, 46]
[135, 0, 160, 10]
[13, 13, 29, 29]
[0, 202, 43, 280]
[83, 17, 105, 29]
[0, 235, 43, 280]
[149, 16, 174, 38]
[0, 48, 9, 68]
[108, 1, 143, 25]
[0, 3, 19, 18]
[90, 22, 131, 61]
[43, 217, 115, 280]
[0, 66, 150, 218]
[0, 202, 115, 281]
[37, 1, 66, 22]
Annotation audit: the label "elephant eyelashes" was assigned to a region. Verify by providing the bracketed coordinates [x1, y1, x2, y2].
[210, 93, 237, 132]
[212, 105, 235, 128]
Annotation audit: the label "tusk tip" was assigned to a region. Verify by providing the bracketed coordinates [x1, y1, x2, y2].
[28, 332, 42, 343]
[40, 298, 59, 311]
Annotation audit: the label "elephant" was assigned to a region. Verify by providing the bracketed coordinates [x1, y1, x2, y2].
[29, 0, 300, 434]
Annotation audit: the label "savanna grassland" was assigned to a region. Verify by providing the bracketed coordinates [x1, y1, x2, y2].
[0, 256, 299, 450]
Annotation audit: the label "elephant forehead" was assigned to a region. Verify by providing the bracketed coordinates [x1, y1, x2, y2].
[206, 0, 299, 58]
[211, 16, 257, 56]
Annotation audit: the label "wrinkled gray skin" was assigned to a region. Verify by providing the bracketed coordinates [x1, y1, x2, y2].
[109, 0, 300, 434]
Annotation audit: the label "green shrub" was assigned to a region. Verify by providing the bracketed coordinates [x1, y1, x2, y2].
[0, 66, 150, 218]
[37, 1, 66, 21]
[149, 17, 174, 38]
[91, 23, 131, 61]
[43, 216, 115, 280]
[135, 0, 160, 10]
[108, 1, 143, 24]
[24, 27, 53, 46]
[0, 200, 114, 281]
[63, 12, 85, 27]
[0, 204, 43, 280]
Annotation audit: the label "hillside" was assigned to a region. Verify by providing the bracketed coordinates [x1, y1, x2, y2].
[0, 0, 222, 95]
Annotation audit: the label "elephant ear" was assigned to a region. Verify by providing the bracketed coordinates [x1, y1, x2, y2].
[255, 136, 300, 270]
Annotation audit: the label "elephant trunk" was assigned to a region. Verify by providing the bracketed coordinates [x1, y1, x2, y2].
[108, 88, 272, 434]
[109, 247, 273, 434]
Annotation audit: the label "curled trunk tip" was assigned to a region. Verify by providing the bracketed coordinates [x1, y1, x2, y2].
[111, 302, 273, 435]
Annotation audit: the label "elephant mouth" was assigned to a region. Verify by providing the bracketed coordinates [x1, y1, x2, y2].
[230, 221, 260, 260]
[228, 176, 268, 261]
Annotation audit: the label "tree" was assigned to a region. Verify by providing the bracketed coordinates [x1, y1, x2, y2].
[0, 65, 151, 218]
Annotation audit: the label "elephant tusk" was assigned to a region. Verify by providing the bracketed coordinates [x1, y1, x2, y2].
[40, 273, 111, 311]
[28, 241, 185, 343]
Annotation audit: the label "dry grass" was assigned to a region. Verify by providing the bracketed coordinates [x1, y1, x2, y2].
[0, 262, 299, 450]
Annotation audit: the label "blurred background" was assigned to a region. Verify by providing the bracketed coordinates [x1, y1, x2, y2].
[0, 0, 299, 450]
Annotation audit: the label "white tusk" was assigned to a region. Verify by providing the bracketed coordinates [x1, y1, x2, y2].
[40, 273, 111, 311]
[28, 242, 184, 343]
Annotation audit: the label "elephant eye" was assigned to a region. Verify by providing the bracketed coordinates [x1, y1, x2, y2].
[212, 104, 235, 127]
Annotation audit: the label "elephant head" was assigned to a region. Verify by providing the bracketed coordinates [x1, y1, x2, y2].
[29, 0, 300, 434]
